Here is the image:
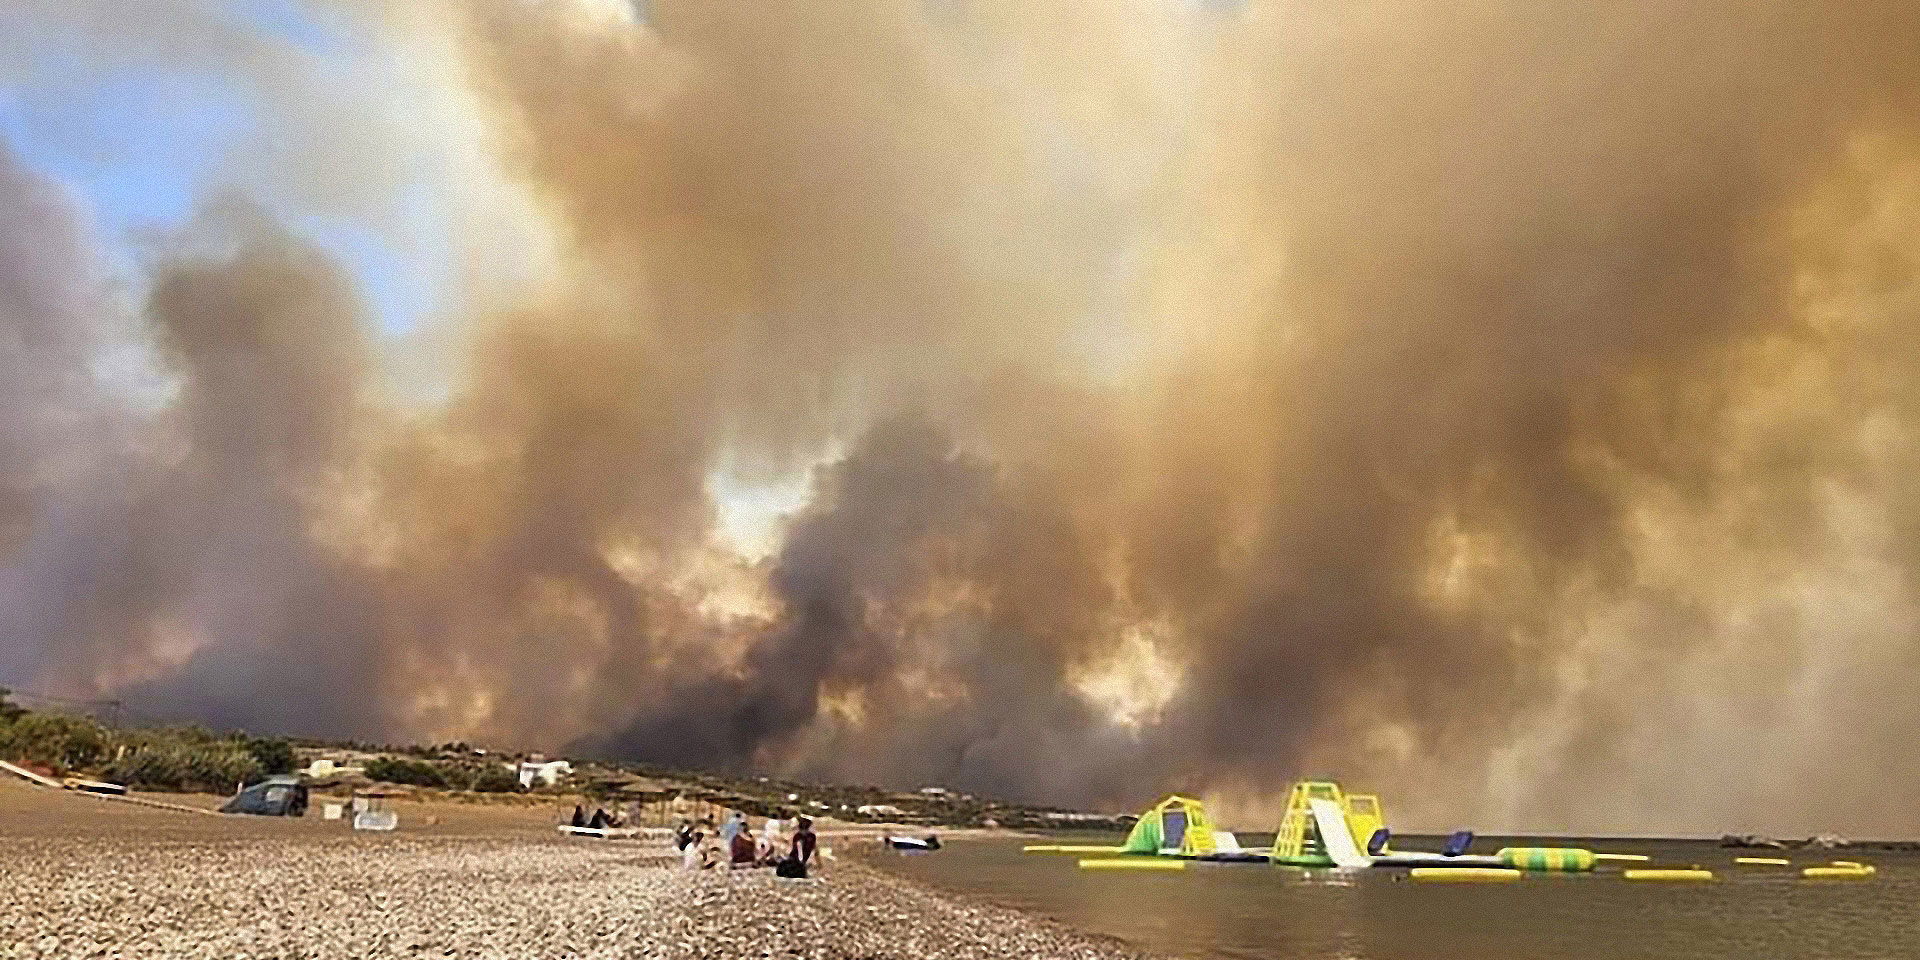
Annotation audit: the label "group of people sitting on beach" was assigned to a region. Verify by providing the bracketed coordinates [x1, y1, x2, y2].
[568, 805, 623, 830]
[675, 811, 819, 878]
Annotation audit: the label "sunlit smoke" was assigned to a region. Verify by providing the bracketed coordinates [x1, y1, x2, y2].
[4, 0, 1920, 835]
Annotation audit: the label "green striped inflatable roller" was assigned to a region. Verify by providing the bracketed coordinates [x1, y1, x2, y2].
[1497, 847, 1595, 872]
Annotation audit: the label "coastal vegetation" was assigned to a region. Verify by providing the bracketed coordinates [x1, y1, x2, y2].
[0, 689, 294, 792]
[0, 689, 1127, 829]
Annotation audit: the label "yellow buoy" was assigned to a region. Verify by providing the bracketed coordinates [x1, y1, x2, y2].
[1802, 866, 1873, 879]
[1023, 844, 1061, 852]
[1410, 868, 1521, 882]
[1080, 857, 1186, 870]
[1734, 857, 1791, 866]
[1594, 853, 1651, 862]
[1623, 869, 1714, 882]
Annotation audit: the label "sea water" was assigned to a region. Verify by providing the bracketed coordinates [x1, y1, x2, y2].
[865, 835, 1920, 959]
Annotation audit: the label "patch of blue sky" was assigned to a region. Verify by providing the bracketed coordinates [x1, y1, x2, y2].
[0, 72, 250, 244]
[2, 0, 439, 338]
[292, 179, 448, 338]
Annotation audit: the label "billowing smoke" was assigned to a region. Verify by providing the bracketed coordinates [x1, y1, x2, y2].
[4, 0, 1920, 836]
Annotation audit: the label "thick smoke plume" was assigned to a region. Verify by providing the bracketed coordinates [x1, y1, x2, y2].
[5, 0, 1920, 835]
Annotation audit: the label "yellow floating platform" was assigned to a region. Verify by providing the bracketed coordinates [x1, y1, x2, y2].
[1593, 853, 1650, 862]
[1080, 857, 1186, 870]
[1410, 868, 1521, 882]
[1803, 865, 1874, 879]
[1734, 857, 1791, 866]
[1027, 844, 1125, 853]
[1623, 869, 1714, 882]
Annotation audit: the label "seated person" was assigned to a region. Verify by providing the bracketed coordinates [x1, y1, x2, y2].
[756, 817, 786, 865]
[682, 829, 722, 870]
[775, 816, 818, 879]
[730, 825, 757, 865]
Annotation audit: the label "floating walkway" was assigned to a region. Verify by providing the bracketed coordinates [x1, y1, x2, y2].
[1411, 867, 1520, 882]
[1081, 857, 1185, 871]
[1623, 869, 1715, 882]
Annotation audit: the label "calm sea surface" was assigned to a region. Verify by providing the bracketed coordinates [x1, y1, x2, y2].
[863, 834, 1920, 959]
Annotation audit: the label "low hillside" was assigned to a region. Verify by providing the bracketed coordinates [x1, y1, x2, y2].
[0, 689, 1131, 830]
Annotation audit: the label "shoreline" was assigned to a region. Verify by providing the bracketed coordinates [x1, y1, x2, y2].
[2, 779, 1160, 959]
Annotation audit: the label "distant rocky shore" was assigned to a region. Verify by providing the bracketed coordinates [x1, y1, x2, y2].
[1719, 833, 1920, 851]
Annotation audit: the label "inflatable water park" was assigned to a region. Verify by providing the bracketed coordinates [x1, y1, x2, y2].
[1025, 781, 1879, 883]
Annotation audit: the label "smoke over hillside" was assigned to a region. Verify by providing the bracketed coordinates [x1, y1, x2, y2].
[5, 0, 1920, 835]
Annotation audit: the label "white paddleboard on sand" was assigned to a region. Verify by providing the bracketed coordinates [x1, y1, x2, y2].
[558, 825, 639, 839]
[1308, 798, 1371, 868]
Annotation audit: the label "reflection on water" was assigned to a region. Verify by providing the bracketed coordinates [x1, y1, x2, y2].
[863, 835, 1920, 959]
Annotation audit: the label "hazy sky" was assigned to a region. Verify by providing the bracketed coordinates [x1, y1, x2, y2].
[4, 0, 1920, 837]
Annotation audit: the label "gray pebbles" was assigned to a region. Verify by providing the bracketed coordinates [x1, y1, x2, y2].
[1, 821, 1155, 959]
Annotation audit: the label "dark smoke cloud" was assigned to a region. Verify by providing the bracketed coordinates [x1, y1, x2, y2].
[5, 0, 1920, 835]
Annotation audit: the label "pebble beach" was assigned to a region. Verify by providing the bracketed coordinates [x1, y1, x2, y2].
[0, 780, 1156, 960]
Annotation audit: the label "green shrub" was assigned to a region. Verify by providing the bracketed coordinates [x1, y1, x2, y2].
[244, 736, 296, 775]
[365, 756, 448, 788]
[0, 711, 110, 774]
[468, 764, 522, 793]
[103, 746, 190, 790]
[0, 688, 25, 724]
[103, 743, 265, 792]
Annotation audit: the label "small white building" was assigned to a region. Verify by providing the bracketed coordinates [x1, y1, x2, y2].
[517, 759, 572, 789]
[856, 803, 905, 818]
[302, 758, 365, 779]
